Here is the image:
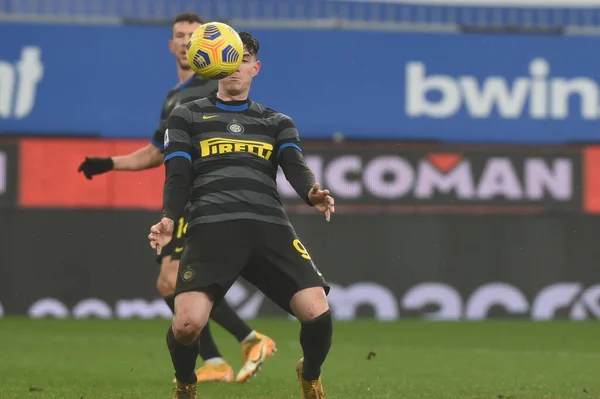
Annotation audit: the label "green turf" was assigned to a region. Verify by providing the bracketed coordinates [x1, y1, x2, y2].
[0, 318, 599, 399]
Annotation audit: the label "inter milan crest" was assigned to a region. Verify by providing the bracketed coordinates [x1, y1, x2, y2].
[227, 122, 245, 134]
[181, 268, 195, 282]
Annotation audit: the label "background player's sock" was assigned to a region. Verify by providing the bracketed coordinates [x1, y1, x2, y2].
[240, 330, 257, 344]
[300, 309, 333, 381]
[204, 357, 226, 365]
[198, 322, 223, 361]
[163, 295, 175, 313]
[167, 326, 199, 384]
[210, 300, 253, 342]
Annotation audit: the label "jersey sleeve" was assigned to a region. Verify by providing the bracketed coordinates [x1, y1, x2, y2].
[164, 105, 194, 164]
[151, 119, 167, 151]
[275, 115, 302, 159]
[275, 114, 315, 205]
[151, 99, 169, 150]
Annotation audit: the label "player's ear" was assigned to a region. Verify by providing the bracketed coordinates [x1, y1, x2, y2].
[253, 60, 261, 77]
[168, 39, 175, 54]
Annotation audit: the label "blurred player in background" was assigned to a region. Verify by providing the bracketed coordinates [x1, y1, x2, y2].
[149, 31, 333, 399]
[77, 12, 275, 384]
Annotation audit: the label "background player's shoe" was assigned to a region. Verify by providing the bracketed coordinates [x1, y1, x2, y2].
[171, 362, 234, 383]
[235, 332, 277, 382]
[172, 380, 197, 399]
[296, 358, 326, 399]
[196, 362, 234, 382]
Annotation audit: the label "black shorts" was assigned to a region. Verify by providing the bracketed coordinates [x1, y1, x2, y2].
[155, 216, 188, 264]
[175, 220, 330, 315]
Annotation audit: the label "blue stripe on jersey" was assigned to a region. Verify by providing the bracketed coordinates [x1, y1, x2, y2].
[164, 151, 192, 163]
[276, 143, 301, 159]
[151, 139, 164, 150]
[215, 101, 249, 111]
[177, 75, 195, 89]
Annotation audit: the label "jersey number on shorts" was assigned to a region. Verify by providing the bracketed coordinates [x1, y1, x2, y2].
[293, 238, 311, 260]
[176, 217, 188, 239]
[293, 238, 323, 277]
[175, 217, 188, 253]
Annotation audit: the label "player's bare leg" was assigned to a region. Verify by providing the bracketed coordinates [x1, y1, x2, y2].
[290, 286, 331, 399]
[168, 290, 213, 399]
[159, 259, 234, 383]
[158, 259, 228, 383]
[160, 256, 232, 385]
[160, 260, 273, 383]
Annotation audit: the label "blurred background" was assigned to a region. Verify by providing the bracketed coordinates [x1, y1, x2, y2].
[1, 0, 600, 322]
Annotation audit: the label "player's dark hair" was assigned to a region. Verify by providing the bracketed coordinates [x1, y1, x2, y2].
[172, 12, 205, 27]
[238, 32, 260, 57]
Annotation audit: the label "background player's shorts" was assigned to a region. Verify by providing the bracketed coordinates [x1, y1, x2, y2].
[175, 220, 330, 315]
[155, 216, 188, 264]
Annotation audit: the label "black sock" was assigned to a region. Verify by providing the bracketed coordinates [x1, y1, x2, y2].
[166, 327, 199, 384]
[300, 310, 333, 381]
[164, 295, 175, 314]
[210, 299, 253, 342]
[198, 322, 222, 361]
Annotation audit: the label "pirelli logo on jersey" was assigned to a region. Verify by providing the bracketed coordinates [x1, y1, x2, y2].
[200, 138, 274, 160]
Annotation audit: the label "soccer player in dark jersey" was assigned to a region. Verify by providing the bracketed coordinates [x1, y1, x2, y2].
[77, 12, 275, 384]
[149, 31, 334, 399]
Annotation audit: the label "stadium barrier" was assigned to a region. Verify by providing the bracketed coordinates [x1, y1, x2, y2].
[2, 138, 600, 320]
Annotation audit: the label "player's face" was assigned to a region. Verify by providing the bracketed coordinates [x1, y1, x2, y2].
[220, 47, 261, 97]
[169, 21, 202, 70]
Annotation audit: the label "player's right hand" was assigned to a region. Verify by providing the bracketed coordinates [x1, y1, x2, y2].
[149, 217, 175, 253]
[78, 157, 114, 180]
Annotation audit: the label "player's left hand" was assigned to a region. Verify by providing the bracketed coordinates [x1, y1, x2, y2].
[308, 182, 335, 222]
[148, 217, 175, 254]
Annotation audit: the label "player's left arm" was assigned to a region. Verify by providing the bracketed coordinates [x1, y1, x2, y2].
[276, 115, 335, 220]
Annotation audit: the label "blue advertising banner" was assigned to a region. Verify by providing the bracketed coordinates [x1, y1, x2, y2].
[1, 23, 599, 143]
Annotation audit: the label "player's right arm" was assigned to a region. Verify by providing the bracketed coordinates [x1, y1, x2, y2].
[149, 105, 194, 251]
[161, 105, 194, 223]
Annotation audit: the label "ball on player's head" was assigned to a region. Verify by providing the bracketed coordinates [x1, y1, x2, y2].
[185, 22, 244, 80]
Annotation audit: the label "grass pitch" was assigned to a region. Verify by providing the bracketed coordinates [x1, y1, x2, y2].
[0, 318, 599, 399]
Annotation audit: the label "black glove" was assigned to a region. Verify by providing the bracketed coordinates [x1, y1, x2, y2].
[78, 157, 114, 180]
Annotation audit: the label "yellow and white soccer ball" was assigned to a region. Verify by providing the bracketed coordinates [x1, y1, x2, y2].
[186, 22, 244, 80]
